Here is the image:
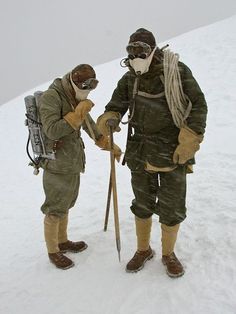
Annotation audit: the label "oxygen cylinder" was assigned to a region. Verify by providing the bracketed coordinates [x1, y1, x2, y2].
[25, 95, 44, 156]
[25, 92, 56, 163]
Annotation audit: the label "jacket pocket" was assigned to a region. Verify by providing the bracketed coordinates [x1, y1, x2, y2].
[146, 137, 177, 167]
[125, 139, 144, 171]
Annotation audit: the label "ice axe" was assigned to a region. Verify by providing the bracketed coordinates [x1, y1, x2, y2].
[103, 170, 112, 232]
[103, 123, 121, 262]
[84, 115, 121, 261]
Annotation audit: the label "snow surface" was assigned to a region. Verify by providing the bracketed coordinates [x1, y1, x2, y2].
[0, 16, 236, 314]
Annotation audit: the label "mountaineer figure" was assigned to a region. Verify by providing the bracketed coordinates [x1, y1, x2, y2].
[97, 29, 207, 277]
[39, 64, 121, 269]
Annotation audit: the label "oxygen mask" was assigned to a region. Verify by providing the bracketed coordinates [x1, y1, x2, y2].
[126, 41, 156, 75]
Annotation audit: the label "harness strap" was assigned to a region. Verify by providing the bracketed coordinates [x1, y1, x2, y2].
[137, 91, 165, 98]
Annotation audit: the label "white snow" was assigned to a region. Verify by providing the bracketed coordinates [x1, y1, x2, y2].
[0, 15, 236, 314]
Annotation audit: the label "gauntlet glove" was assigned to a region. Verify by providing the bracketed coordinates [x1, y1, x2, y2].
[96, 111, 121, 136]
[64, 99, 94, 130]
[173, 127, 203, 164]
[96, 135, 122, 162]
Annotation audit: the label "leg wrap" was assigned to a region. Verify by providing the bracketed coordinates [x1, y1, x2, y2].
[44, 214, 60, 253]
[135, 216, 152, 251]
[161, 223, 180, 256]
[58, 213, 69, 244]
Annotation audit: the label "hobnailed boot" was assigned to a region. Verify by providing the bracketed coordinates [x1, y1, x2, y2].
[126, 247, 154, 273]
[126, 216, 154, 273]
[58, 213, 88, 253]
[161, 223, 184, 277]
[162, 252, 184, 278]
[59, 240, 88, 253]
[44, 214, 74, 270]
[48, 252, 74, 270]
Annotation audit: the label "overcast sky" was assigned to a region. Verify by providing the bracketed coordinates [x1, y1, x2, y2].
[0, 0, 235, 104]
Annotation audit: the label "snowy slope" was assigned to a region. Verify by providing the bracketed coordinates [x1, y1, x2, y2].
[0, 15, 236, 314]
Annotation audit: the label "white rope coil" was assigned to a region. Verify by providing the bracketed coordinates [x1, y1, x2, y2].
[163, 49, 192, 128]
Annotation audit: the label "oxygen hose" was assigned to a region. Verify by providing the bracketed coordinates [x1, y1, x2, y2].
[26, 133, 37, 165]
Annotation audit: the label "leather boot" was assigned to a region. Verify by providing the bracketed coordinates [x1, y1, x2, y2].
[126, 216, 154, 272]
[161, 223, 184, 277]
[162, 252, 184, 277]
[48, 252, 74, 270]
[59, 240, 88, 253]
[126, 247, 154, 273]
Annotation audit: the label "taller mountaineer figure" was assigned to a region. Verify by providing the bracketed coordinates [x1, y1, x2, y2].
[97, 28, 207, 277]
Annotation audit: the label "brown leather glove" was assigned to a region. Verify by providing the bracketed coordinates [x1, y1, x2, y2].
[64, 99, 94, 130]
[173, 127, 203, 164]
[96, 111, 121, 136]
[95, 135, 122, 162]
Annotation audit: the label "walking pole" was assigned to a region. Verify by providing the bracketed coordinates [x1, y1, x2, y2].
[103, 170, 112, 231]
[109, 125, 121, 261]
[84, 115, 119, 250]
[84, 115, 112, 232]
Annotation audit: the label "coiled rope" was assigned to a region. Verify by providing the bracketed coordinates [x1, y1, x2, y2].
[163, 49, 192, 128]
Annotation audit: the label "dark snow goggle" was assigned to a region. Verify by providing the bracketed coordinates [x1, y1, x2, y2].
[126, 41, 152, 60]
[75, 78, 99, 90]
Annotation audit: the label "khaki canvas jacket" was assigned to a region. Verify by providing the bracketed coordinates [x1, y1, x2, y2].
[39, 77, 100, 174]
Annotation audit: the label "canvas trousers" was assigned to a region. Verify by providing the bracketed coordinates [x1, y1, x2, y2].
[41, 170, 80, 217]
[130, 165, 187, 226]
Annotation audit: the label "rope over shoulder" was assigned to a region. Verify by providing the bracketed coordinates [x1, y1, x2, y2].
[163, 49, 192, 128]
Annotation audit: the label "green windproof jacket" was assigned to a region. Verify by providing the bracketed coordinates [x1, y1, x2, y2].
[39, 75, 101, 174]
[105, 54, 208, 171]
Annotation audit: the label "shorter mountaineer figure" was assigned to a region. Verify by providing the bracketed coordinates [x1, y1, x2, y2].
[39, 64, 121, 269]
[97, 29, 207, 277]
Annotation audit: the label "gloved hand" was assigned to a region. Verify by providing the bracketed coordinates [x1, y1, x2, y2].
[95, 135, 122, 162]
[173, 126, 203, 164]
[64, 99, 94, 130]
[96, 111, 121, 136]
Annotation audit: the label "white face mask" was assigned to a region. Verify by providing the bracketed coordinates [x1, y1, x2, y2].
[129, 47, 157, 75]
[70, 73, 90, 101]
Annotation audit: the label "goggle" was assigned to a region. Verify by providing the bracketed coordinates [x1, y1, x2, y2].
[126, 41, 152, 60]
[74, 78, 99, 90]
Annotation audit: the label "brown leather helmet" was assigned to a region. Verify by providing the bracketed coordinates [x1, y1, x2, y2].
[71, 64, 98, 90]
[71, 64, 96, 84]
